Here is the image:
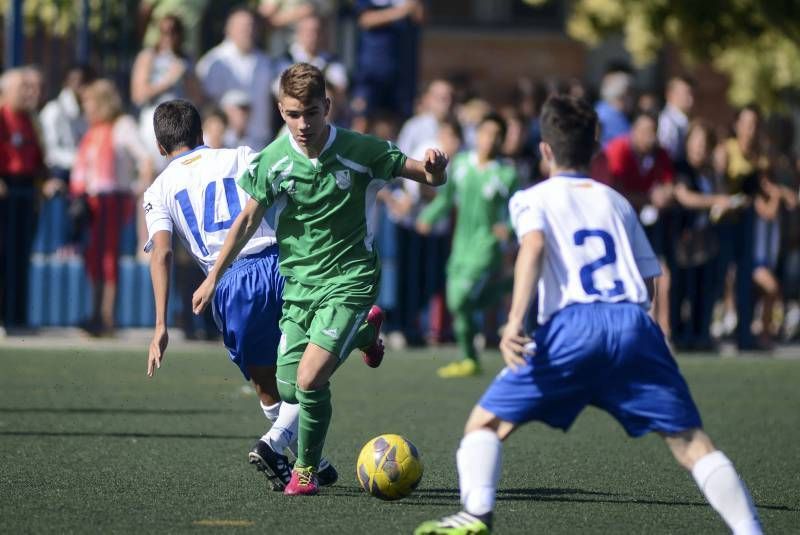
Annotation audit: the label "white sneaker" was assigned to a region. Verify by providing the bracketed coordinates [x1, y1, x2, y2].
[783, 303, 800, 341]
[722, 310, 738, 337]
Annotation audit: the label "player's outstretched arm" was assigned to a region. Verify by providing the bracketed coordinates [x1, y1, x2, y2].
[147, 230, 173, 377]
[401, 148, 448, 187]
[500, 230, 545, 370]
[192, 197, 268, 314]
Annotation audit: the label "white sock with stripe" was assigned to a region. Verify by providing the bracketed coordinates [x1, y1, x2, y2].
[457, 428, 502, 518]
[259, 401, 299, 456]
[692, 451, 762, 535]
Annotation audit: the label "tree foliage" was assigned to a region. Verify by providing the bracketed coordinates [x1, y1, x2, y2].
[2, 0, 107, 35]
[562, 0, 800, 110]
[0, 0, 260, 35]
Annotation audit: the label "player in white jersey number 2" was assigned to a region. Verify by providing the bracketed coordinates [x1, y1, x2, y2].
[142, 100, 361, 491]
[415, 95, 762, 534]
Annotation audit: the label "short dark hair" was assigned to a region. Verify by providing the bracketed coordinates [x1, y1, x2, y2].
[479, 111, 507, 142]
[632, 109, 658, 128]
[279, 63, 326, 103]
[686, 119, 716, 149]
[539, 94, 597, 168]
[153, 99, 203, 153]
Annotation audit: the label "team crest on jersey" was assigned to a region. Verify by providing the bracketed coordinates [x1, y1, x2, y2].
[285, 179, 297, 196]
[335, 170, 351, 190]
[322, 328, 339, 339]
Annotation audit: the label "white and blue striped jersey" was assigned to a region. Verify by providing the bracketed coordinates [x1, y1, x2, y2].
[143, 145, 277, 274]
[509, 173, 661, 324]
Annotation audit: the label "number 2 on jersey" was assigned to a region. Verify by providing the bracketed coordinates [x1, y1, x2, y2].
[573, 229, 625, 298]
[175, 178, 242, 256]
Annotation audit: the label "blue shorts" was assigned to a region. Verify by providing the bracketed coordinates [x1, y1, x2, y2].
[212, 245, 284, 380]
[480, 302, 702, 437]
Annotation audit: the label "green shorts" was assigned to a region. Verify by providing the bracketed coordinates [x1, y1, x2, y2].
[277, 276, 379, 367]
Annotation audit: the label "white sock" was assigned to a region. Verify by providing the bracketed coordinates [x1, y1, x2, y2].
[457, 429, 502, 517]
[259, 401, 299, 457]
[260, 401, 280, 422]
[692, 451, 762, 535]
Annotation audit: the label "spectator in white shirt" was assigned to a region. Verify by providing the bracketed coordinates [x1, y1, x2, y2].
[391, 78, 455, 232]
[658, 76, 695, 162]
[389, 79, 455, 345]
[397, 79, 454, 159]
[196, 8, 274, 148]
[39, 65, 94, 196]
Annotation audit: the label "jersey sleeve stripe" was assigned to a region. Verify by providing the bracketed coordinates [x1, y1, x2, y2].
[335, 154, 373, 178]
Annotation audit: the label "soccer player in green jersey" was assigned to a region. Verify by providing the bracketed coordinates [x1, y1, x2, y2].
[192, 63, 448, 495]
[417, 113, 518, 378]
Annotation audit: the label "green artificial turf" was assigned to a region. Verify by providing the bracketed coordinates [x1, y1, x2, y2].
[0, 345, 798, 534]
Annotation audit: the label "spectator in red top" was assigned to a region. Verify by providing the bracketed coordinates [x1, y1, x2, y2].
[605, 110, 675, 337]
[0, 68, 45, 329]
[605, 110, 674, 211]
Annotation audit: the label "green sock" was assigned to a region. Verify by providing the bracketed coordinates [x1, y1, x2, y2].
[453, 309, 478, 361]
[354, 321, 377, 351]
[295, 384, 332, 470]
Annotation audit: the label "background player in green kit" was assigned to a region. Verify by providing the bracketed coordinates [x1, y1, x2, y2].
[192, 63, 449, 496]
[417, 113, 518, 378]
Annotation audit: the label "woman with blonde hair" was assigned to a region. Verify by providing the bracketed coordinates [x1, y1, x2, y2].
[71, 79, 152, 336]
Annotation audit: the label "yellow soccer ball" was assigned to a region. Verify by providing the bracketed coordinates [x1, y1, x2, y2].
[356, 434, 423, 500]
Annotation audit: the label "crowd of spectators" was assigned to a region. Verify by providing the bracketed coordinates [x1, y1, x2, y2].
[1, 2, 799, 354]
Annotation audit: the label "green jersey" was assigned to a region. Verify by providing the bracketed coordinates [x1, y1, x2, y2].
[418, 151, 517, 275]
[239, 126, 407, 285]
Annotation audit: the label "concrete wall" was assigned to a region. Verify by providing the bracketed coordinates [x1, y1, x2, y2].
[420, 29, 586, 105]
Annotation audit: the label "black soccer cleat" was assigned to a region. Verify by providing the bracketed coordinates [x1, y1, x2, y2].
[288, 458, 339, 487]
[248, 440, 292, 491]
[317, 459, 339, 487]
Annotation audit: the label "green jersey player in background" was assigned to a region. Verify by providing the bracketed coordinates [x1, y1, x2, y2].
[193, 63, 449, 496]
[417, 113, 518, 378]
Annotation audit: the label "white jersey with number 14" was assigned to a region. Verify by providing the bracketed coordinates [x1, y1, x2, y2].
[143, 146, 276, 275]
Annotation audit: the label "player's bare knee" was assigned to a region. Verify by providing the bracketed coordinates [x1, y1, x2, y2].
[296, 366, 333, 391]
[295, 369, 321, 391]
[495, 421, 516, 441]
[662, 428, 715, 470]
[464, 405, 511, 440]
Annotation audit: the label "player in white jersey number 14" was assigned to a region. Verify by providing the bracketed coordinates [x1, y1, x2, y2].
[415, 95, 762, 535]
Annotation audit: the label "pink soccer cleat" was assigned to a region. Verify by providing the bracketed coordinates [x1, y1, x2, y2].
[361, 305, 385, 368]
[284, 466, 319, 496]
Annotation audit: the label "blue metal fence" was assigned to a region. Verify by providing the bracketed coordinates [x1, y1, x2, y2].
[26, 196, 175, 328]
